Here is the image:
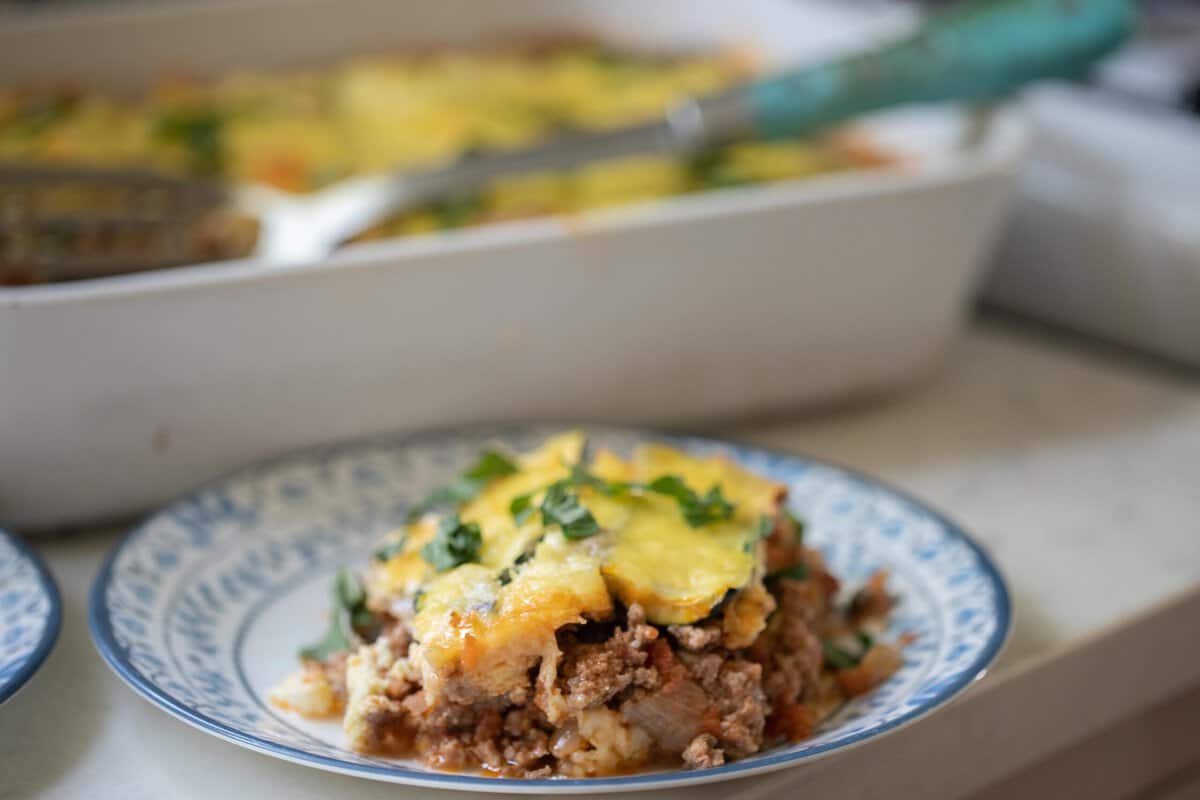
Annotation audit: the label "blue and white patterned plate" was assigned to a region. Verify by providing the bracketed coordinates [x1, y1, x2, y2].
[1, 529, 62, 705]
[89, 426, 1009, 794]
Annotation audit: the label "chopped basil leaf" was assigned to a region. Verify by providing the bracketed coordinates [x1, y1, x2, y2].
[822, 639, 861, 671]
[567, 462, 604, 489]
[687, 149, 750, 190]
[464, 449, 519, 482]
[787, 510, 806, 544]
[856, 631, 875, 653]
[513, 540, 541, 566]
[646, 475, 735, 528]
[540, 482, 600, 540]
[758, 514, 775, 540]
[430, 193, 484, 229]
[373, 538, 407, 563]
[496, 535, 543, 590]
[510, 493, 534, 525]
[333, 568, 363, 606]
[646, 474, 689, 498]
[692, 486, 735, 527]
[408, 448, 518, 521]
[153, 108, 225, 176]
[499, 544, 535, 585]
[299, 610, 355, 662]
[421, 515, 483, 571]
[351, 605, 375, 630]
[299, 568, 373, 661]
[687, 149, 723, 180]
[767, 563, 810, 582]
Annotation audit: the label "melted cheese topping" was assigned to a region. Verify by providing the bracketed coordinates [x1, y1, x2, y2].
[597, 443, 783, 624]
[2, 46, 887, 272]
[373, 432, 785, 690]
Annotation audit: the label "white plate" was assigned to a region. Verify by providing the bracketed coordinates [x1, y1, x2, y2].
[0, 530, 61, 704]
[89, 425, 1010, 793]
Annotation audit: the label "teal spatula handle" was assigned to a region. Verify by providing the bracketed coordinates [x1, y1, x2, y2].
[724, 0, 1134, 140]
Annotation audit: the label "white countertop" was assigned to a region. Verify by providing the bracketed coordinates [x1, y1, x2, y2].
[4, 316, 1200, 800]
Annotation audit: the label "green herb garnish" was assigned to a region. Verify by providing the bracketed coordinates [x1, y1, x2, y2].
[646, 475, 735, 528]
[429, 193, 485, 229]
[420, 515, 483, 571]
[540, 482, 601, 540]
[787, 510, 806, 544]
[153, 108, 225, 176]
[767, 563, 810, 582]
[686, 148, 750, 190]
[463, 450, 520, 482]
[856, 631, 875, 652]
[373, 538, 407, 563]
[758, 514, 775, 540]
[822, 639, 861, 671]
[508, 464, 610, 538]
[509, 493, 535, 525]
[299, 568, 374, 661]
[408, 449, 518, 521]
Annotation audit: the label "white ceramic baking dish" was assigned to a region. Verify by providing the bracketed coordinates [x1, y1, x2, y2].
[0, 0, 1025, 530]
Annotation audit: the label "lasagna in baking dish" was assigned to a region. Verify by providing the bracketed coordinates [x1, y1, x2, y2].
[271, 432, 902, 777]
[1, 42, 890, 283]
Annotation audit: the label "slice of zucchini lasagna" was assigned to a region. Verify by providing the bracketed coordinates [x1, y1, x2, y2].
[271, 432, 901, 776]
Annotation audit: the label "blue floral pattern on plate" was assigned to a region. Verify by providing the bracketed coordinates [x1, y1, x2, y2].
[89, 425, 1010, 793]
[1, 530, 62, 705]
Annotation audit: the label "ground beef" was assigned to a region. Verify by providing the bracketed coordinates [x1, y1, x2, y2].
[423, 735, 469, 771]
[557, 604, 660, 712]
[711, 660, 767, 758]
[849, 571, 895, 623]
[777, 576, 829, 628]
[352, 594, 800, 774]
[418, 700, 556, 777]
[501, 727, 551, 772]
[753, 579, 826, 707]
[360, 695, 414, 752]
[380, 619, 412, 655]
[681, 733, 725, 769]
[396, 607, 665, 777]
[625, 640, 769, 762]
[668, 622, 724, 651]
[680, 651, 723, 692]
[343, 556, 882, 776]
[676, 652, 768, 758]
[767, 619, 823, 704]
[422, 697, 480, 732]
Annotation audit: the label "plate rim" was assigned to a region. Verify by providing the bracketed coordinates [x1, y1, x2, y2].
[1, 528, 63, 705]
[88, 423, 1012, 793]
